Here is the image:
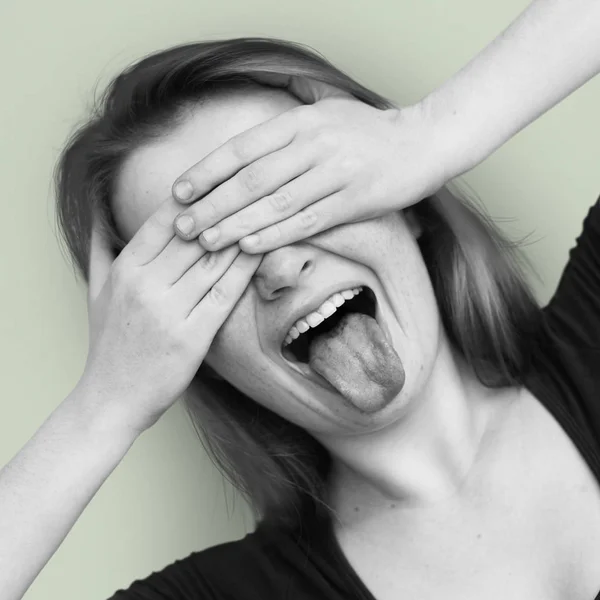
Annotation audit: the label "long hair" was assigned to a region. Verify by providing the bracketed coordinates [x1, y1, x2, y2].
[53, 37, 543, 531]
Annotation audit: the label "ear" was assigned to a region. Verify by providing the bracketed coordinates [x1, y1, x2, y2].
[249, 72, 354, 104]
[404, 207, 424, 240]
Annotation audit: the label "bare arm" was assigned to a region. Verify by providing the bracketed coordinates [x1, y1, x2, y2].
[428, 0, 600, 177]
[0, 381, 138, 600]
[0, 191, 262, 600]
[0, 195, 261, 600]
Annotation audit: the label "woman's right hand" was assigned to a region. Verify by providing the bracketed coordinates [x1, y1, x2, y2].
[79, 195, 262, 436]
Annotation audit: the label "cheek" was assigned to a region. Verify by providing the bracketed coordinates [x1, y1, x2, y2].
[313, 215, 440, 350]
[204, 293, 273, 400]
[205, 321, 284, 410]
[309, 214, 406, 259]
[206, 301, 256, 373]
[309, 214, 417, 283]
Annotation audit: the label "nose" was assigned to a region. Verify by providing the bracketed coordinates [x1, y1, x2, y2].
[254, 245, 315, 301]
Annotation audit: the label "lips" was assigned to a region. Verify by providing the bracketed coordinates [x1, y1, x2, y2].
[283, 286, 364, 347]
[277, 281, 372, 350]
[280, 283, 392, 364]
[277, 282, 397, 396]
[282, 286, 376, 364]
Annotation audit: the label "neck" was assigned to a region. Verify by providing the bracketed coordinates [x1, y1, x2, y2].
[319, 336, 519, 522]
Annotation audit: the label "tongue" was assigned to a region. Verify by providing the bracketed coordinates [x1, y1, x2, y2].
[308, 312, 405, 413]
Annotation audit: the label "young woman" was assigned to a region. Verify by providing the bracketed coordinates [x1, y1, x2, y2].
[1, 0, 599, 598]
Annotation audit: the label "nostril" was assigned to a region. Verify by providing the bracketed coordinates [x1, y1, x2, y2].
[301, 260, 313, 273]
[272, 286, 289, 298]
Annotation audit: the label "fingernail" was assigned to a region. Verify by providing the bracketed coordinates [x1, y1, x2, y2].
[202, 227, 219, 244]
[242, 234, 259, 247]
[175, 215, 195, 236]
[174, 180, 194, 201]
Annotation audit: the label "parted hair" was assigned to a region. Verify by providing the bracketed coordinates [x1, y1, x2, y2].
[54, 37, 543, 531]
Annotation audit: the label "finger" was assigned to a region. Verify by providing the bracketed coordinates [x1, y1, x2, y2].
[88, 218, 116, 305]
[200, 165, 344, 250]
[249, 73, 353, 104]
[248, 72, 291, 88]
[187, 251, 263, 332]
[171, 109, 298, 206]
[124, 196, 183, 266]
[238, 191, 356, 253]
[287, 76, 354, 104]
[150, 234, 208, 285]
[179, 143, 316, 244]
[174, 245, 242, 310]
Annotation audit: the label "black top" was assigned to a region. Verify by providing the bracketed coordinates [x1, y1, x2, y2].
[108, 196, 600, 600]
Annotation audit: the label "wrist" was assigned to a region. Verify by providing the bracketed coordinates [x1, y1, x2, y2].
[417, 90, 491, 182]
[67, 375, 144, 446]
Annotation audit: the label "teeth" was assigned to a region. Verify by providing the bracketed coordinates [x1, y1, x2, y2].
[332, 293, 345, 307]
[306, 312, 325, 327]
[297, 319, 310, 333]
[283, 286, 363, 347]
[319, 300, 337, 318]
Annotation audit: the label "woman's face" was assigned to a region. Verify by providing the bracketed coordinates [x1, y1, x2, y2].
[112, 85, 442, 438]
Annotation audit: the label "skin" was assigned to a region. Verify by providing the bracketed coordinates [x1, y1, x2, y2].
[112, 85, 518, 523]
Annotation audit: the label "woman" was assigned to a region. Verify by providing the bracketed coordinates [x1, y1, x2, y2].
[2, 0, 599, 598]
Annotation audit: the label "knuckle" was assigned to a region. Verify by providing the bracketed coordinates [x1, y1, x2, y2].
[203, 196, 221, 222]
[232, 210, 251, 233]
[208, 283, 228, 304]
[150, 207, 174, 229]
[198, 251, 218, 270]
[239, 164, 264, 193]
[194, 164, 215, 186]
[299, 207, 319, 230]
[266, 224, 282, 242]
[269, 190, 292, 213]
[231, 136, 252, 161]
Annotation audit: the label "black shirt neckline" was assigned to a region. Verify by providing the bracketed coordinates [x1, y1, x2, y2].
[297, 372, 600, 600]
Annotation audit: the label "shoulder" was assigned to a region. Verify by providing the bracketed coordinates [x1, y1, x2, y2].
[107, 525, 304, 599]
[526, 192, 600, 463]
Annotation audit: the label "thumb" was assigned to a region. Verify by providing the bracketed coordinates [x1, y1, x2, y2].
[250, 73, 353, 104]
[88, 218, 115, 307]
[87, 218, 116, 348]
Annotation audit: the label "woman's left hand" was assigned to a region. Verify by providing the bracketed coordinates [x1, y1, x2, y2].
[171, 76, 449, 253]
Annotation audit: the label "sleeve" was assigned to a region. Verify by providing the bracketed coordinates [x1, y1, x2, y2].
[543, 194, 600, 350]
[104, 533, 277, 600]
[105, 553, 220, 600]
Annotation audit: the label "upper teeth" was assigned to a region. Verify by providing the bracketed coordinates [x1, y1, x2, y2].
[283, 287, 363, 347]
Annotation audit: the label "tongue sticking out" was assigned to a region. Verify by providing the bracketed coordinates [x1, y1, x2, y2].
[308, 312, 405, 414]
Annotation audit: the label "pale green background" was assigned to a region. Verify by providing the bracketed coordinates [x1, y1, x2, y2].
[0, 0, 598, 598]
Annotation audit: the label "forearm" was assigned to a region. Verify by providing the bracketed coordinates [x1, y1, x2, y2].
[0, 381, 139, 600]
[427, 0, 600, 177]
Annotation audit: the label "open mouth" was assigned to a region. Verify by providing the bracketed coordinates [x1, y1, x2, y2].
[281, 286, 378, 364]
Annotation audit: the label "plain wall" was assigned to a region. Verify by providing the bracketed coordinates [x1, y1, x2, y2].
[1, 0, 598, 598]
